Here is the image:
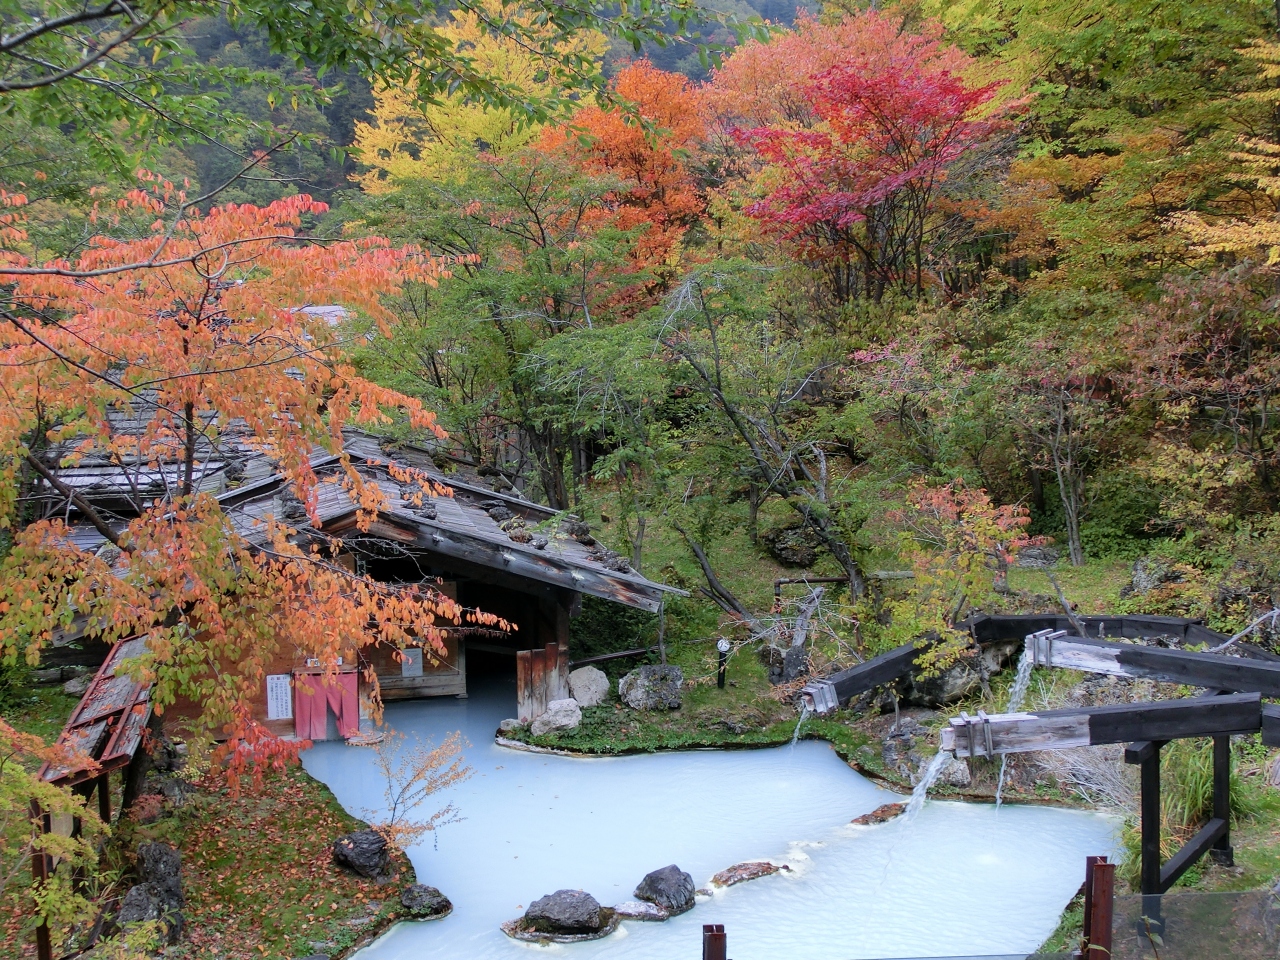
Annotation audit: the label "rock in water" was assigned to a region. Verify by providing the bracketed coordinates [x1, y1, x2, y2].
[136, 841, 185, 907]
[530, 698, 582, 737]
[613, 900, 669, 921]
[710, 862, 790, 887]
[851, 803, 906, 825]
[524, 890, 604, 933]
[333, 829, 389, 879]
[401, 884, 452, 919]
[618, 665, 683, 711]
[634, 865, 695, 916]
[569, 666, 609, 707]
[497, 718, 522, 735]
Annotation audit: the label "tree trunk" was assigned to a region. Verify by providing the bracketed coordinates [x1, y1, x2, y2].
[631, 515, 646, 575]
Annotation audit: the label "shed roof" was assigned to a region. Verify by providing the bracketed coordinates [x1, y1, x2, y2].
[38, 636, 151, 786]
[63, 429, 684, 612]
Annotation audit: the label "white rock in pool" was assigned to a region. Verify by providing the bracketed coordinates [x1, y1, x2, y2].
[530, 698, 581, 737]
[612, 900, 668, 922]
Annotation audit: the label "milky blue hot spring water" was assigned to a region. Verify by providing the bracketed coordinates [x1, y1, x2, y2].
[300, 677, 1120, 960]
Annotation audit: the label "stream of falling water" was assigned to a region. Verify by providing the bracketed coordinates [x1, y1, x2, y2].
[903, 748, 954, 822]
[789, 703, 811, 749]
[995, 643, 1036, 809]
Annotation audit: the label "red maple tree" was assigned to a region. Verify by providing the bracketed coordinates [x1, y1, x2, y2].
[726, 12, 1010, 302]
[0, 183, 498, 777]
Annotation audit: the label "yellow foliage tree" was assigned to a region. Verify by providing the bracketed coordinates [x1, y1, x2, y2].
[1161, 42, 1280, 262]
[352, 1, 605, 192]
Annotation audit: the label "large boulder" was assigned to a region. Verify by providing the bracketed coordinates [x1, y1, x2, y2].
[1123, 556, 1183, 598]
[117, 883, 183, 943]
[618, 665, 683, 711]
[569, 666, 609, 708]
[899, 641, 1019, 707]
[136, 841, 184, 907]
[524, 890, 604, 933]
[401, 884, 452, 919]
[759, 524, 821, 568]
[634, 865, 695, 916]
[530, 698, 582, 737]
[333, 829, 389, 880]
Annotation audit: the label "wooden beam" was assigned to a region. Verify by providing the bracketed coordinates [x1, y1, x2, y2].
[801, 641, 924, 713]
[408, 524, 671, 613]
[1160, 818, 1228, 892]
[1027, 632, 1280, 696]
[941, 693, 1263, 758]
[963, 612, 1215, 644]
[1261, 703, 1280, 746]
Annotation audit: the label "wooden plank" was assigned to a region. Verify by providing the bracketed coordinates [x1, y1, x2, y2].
[41, 721, 109, 782]
[942, 694, 1262, 757]
[547, 643, 569, 702]
[1086, 692, 1261, 745]
[530, 647, 546, 720]
[516, 650, 532, 723]
[828, 641, 924, 706]
[943, 711, 1090, 757]
[1038, 634, 1280, 696]
[1262, 703, 1280, 747]
[99, 699, 152, 772]
[1160, 818, 1228, 892]
[76, 675, 141, 724]
[963, 613, 1218, 645]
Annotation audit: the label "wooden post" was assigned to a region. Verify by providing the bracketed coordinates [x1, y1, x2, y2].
[97, 773, 111, 824]
[1124, 740, 1165, 896]
[1211, 735, 1234, 865]
[1085, 860, 1114, 959]
[530, 647, 547, 720]
[516, 650, 531, 723]
[702, 924, 726, 960]
[31, 800, 51, 960]
[1081, 855, 1106, 946]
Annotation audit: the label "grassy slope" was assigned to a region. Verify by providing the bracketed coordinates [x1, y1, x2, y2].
[1, 684, 423, 960]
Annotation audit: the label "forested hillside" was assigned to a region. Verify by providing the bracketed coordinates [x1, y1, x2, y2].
[7, 0, 1280, 952]
[338, 0, 1280, 650]
[6, 0, 1280, 652]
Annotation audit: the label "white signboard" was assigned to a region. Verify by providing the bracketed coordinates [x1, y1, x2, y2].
[266, 674, 293, 720]
[401, 648, 423, 678]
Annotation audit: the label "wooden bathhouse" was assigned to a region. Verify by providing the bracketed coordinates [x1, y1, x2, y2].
[40, 415, 681, 746]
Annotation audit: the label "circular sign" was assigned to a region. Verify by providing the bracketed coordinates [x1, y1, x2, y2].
[716, 637, 731, 654]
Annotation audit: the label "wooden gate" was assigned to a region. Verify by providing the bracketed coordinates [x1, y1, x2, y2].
[516, 643, 570, 723]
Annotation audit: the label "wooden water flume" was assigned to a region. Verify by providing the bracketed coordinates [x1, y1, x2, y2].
[933, 627, 1280, 896]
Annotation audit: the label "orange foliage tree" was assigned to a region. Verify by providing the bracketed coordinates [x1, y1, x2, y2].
[0, 183, 496, 774]
[539, 60, 705, 296]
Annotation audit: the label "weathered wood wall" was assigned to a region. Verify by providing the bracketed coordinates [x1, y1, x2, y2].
[516, 643, 570, 723]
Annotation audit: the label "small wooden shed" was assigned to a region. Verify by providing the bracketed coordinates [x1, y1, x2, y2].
[55, 429, 683, 741]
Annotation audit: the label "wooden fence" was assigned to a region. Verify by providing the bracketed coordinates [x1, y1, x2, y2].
[516, 643, 570, 723]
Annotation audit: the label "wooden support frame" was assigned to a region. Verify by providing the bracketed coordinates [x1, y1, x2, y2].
[1123, 736, 1233, 895]
[943, 695, 1248, 897]
[940, 692, 1263, 757]
[1023, 630, 1280, 697]
[800, 640, 924, 714]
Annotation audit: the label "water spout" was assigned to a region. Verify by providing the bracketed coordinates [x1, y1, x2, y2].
[995, 642, 1036, 809]
[790, 703, 812, 749]
[903, 749, 953, 822]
